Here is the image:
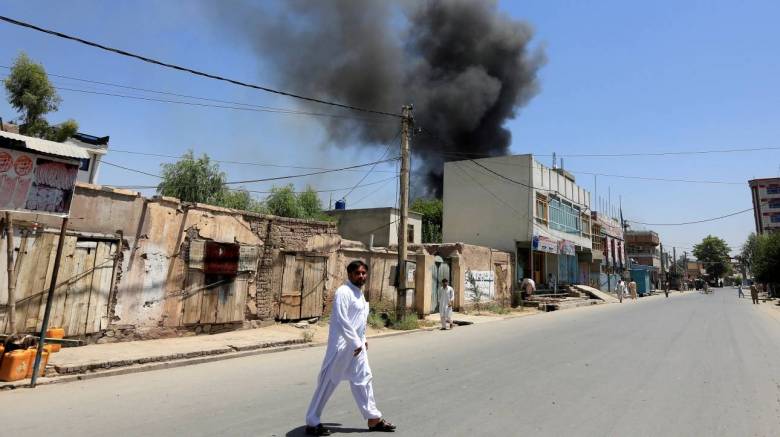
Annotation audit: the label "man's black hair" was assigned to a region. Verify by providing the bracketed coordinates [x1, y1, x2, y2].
[442, 278, 449, 283]
[347, 260, 368, 274]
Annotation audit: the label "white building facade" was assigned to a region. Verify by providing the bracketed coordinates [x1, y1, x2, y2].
[443, 154, 592, 290]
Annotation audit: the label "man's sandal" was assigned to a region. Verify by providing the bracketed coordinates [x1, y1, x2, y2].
[368, 419, 396, 432]
[304, 424, 332, 436]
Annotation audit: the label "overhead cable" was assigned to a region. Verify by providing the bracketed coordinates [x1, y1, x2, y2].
[0, 15, 402, 118]
[626, 208, 753, 226]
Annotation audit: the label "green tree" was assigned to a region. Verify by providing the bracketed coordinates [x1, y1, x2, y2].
[739, 233, 759, 275]
[264, 184, 302, 218]
[411, 197, 442, 243]
[157, 151, 226, 204]
[752, 232, 780, 287]
[692, 235, 732, 280]
[218, 189, 264, 213]
[4, 52, 78, 141]
[298, 186, 326, 220]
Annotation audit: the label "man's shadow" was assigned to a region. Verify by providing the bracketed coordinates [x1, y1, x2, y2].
[286, 423, 365, 436]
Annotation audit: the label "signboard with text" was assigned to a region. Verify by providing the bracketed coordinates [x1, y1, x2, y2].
[0, 147, 79, 216]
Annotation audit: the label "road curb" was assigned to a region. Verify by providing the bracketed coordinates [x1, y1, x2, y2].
[1, 326, 439, 390]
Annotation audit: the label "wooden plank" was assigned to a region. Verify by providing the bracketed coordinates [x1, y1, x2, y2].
[278, 254, 302, 320]
[33, 233, 63, 332]
[199, 274, 220, 324]
[300, 256, 325, 318]
[63, 247, 97, 336]
[215, 274, 247, 323]
[18, 233, 52, 332]
[48, 236, 77, 330]
[84, 242, 114, 334]
[181, 269, 204, 325]
[162, 253, 186, 327]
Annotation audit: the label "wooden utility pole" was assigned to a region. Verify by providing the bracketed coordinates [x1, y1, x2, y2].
[4, 212, 16, 334]
[397, 104, 412, 317]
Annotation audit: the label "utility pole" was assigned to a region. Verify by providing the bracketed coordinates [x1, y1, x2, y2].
[4, 212, 16, 334]
[673, 246, 677, 289]
[397, 104, 412, 317]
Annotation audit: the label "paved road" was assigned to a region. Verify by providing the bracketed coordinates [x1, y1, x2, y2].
[2, 288, 779, 436]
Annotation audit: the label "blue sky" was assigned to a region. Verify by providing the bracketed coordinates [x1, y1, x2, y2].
[1, 1, 778, 256]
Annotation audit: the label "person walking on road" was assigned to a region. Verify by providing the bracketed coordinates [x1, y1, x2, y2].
[616, 279, 626, 303]
[664, 281, 670, 298]
[738, 284, 745, 299]
[750, 283, 760, 304]
[304, 260, 396, 435]
[439, 278, 455, 330]
[628, 280, 638, 301]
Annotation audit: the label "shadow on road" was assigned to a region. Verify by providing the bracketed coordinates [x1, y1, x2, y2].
[286, 424, 366, 435]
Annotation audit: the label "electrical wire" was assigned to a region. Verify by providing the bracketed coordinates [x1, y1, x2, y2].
[0, 15, 403, 118]
[626, 208, 753, 226]
[106, 149, 397, 174]
[340, 131, 401, 200]
[100, 157, 400, 185]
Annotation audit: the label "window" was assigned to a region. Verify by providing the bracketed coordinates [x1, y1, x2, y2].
[581, 213, 591, 238]
[407, 224, 415, 243]
[535, 194, 548, 225]
[548, 197, 582, 235]
[771, 214, 780, 223]
[769, 199, 780, 209]
[768, 185, 780, 195]
[79, 157, 91, 171]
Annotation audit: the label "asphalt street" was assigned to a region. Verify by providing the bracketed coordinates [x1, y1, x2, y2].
[1, 288, 779, 436]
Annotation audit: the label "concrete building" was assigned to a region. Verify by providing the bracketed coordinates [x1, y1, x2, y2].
[325, 207, 422, 248]
[626, 230, 661, 288]
[443, 154, 592, 289]
[748, 177, 780, 234]
[590, 211, 625, 292]
[66, 133, 109, 184]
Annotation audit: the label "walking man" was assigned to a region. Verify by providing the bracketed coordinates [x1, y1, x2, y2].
[616, 279, 626, 303]
[750, 283, 759, 304]
[304, 260, 396, 435]
[628, 279, 638, 301]
[439, 278, 455, 330]
[664, 281, 670, 298]
[738, 284, 745, 299]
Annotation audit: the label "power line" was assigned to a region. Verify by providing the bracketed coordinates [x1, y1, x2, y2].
[113, 175, 400, 194]
[340, 131, 401, 200]
[432, 146, 780, 159]
[0, 15, 402, 118]
[52, 86, 393, 124]
[106, 149, 397, 173]
[101, 157, 400, 185]
[626, 208, 753, 226]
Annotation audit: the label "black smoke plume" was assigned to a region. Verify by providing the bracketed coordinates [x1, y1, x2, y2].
[212, 0, 545, 197]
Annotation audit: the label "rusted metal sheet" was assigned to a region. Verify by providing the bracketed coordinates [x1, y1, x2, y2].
[204, 241, 239, 275]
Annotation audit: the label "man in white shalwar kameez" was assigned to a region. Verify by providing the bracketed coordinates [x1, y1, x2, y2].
[439, 279, 454, 330]
[304, 260, 396, 435]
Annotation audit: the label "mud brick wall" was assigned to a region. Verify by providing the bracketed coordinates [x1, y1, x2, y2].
[249, 216, 339, 320]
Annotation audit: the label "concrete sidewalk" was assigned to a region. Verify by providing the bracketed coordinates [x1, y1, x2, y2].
[2, 308, 542, 389]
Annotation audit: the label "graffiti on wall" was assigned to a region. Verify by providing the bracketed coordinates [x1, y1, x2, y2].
[0, 147, 79, 215]
[465, 269, 495, 301]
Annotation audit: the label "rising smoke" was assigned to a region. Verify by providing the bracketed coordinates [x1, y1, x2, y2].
[212, 0, 544, 197]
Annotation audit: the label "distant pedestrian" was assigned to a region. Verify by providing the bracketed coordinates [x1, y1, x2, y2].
[616, 279, 626, 303]
[750, 283, 759, 304]
[738, 284, 745, 299]
[548, 273, 557, 293]
[628, 280, 638, 301]
[664, 281, 670, 298]
[439, 279, 454, 330]
[304, 260, 396, 435]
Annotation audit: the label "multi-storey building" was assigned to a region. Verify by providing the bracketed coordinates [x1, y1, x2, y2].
[590, 211, 625, 292]
[443, 154, 592, 289]
[748, 177, 780, 234]
[626, 230, 661, 287]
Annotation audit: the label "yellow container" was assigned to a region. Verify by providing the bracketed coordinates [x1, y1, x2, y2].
[46, 327, 65, 352]
[0, 350, 32, 382]
[25, 348, 49, 378]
